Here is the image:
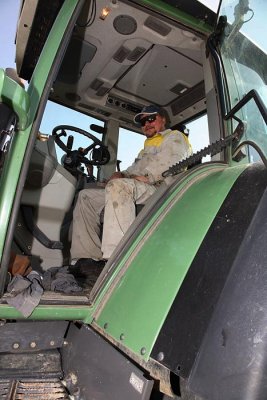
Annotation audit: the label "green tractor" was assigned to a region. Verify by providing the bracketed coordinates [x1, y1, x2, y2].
[0, 0, 267, 398]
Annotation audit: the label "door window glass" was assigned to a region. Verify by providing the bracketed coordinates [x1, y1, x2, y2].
[40, 101, 104, 162]
[117, 128, 145, 171]
[218, 0, 267, 161]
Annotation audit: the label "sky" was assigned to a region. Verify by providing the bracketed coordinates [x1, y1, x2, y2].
[0, 0, 221, 168]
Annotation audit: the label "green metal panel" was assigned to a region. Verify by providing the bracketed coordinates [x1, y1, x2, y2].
[137, 0, 213, 34]
[95, 164, 247, 359]
[0, 304, 89, 321]
[0, 70, 30, 130]
[0, 0, 81, 261]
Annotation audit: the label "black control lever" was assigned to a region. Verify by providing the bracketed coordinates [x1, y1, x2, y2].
[67, 135, 74, 150]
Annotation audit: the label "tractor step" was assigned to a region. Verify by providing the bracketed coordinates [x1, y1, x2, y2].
[0, 378, 69, 399]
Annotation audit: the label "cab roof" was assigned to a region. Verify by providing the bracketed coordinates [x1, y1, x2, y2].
[15, 0, 217, 130]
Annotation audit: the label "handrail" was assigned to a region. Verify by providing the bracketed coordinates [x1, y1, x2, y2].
[224, 89, 267, 125]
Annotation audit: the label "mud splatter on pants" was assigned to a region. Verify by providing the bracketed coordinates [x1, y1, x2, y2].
[70, 178, 156, 260]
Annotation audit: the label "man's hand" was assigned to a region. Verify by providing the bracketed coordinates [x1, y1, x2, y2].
[132, 175, 150, 183]
[109, 172, 124, 180]
[108, 172, 150, 184]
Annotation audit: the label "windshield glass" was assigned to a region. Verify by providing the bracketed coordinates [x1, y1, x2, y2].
[218, 0, 267, 160]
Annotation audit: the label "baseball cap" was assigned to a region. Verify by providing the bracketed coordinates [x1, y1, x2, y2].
[134, 105, 164, 125]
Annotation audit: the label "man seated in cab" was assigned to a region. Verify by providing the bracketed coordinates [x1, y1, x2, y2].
[70, 105, 192, 268]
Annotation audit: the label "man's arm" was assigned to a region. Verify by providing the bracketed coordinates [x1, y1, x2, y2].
[108, 171, 149, 183]
[108, 171, 124, 180]
[108, 131, 191, 184]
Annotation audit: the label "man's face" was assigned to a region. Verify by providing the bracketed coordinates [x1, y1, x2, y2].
[140, 114, 166, 138]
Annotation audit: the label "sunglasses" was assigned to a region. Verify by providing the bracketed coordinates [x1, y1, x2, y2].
[140, 114, 157, 127]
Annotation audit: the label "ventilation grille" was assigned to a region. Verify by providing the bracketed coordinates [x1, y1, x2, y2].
[171, 81, 205, 115]
[127, 47, 146, 62]
[113, 46, 131, 63]
[144, 16, 172, 36]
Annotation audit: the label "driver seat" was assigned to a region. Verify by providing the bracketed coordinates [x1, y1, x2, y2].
[17, 135, 77, 270]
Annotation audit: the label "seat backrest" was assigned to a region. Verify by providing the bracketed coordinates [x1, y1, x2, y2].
[25, 136, 58, 189]
[25, 135, 77, 189]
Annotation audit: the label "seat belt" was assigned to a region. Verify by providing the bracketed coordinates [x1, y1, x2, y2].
[21, 205, 63, 250]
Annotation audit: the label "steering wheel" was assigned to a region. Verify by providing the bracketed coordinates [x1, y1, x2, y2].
[52, 125, 110, 174]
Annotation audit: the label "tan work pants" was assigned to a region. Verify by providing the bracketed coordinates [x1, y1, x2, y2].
[70, 178, 156, 260]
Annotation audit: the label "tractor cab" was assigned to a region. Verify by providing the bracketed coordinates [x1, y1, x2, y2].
[0, 0, 267, 399]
